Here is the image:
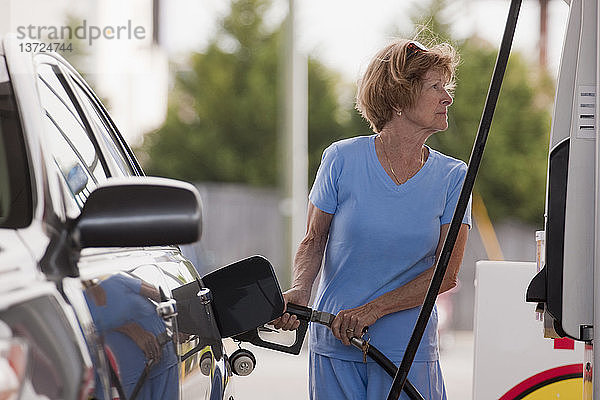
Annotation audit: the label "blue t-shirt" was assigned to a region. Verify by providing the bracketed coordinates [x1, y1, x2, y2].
[308, 134, 471, 362]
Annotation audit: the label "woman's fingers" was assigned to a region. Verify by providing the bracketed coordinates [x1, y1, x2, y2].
[270, 289, 308, 331]
[271, 312, 299, 330]
[154, 338, 162, 361]
[140, 333, 160, 361]
[332, 306, 376, 345]
[150, 335, 161, 361]
[332, 311, 353, 346]
[340, 313, 353, 346]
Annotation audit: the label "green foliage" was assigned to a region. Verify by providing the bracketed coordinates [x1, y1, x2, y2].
[402, 0, 553, 224]
[408, 0, 454, 44]
[141, 0, 354, 187]
[307, 60, 366, 184]
[142, 0, 553, 224]
[142, 0, 278, 185]
[425, 44, 552, 226]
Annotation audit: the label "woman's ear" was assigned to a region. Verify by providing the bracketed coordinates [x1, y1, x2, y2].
[392, 106, 402, 116]
[392, 107, 403, 117]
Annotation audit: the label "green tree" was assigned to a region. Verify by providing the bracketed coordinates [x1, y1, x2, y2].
[141, 0, 350, 187]
[143, 0, 553, 225]
[428, 41, 552, 224]
[307, 60, 365, 184]
[409, 0, 553, 224]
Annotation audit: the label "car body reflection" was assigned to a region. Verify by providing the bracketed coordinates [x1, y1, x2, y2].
[84, 273, 178, 399]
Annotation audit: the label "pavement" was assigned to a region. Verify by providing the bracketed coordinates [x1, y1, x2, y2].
[230, 330, 474, 399]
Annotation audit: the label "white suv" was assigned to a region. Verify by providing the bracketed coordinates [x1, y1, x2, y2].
[0, 36, 232, 400]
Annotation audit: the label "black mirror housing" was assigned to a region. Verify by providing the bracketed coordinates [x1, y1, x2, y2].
[74, 177, 202, 248]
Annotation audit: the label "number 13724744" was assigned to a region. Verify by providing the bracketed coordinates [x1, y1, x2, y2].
[19, 42, 73, 53]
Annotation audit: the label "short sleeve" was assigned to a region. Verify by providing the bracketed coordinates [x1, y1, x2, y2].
[441, 163, 472, 228]
[111, 273, 143, 294]
[309, 144, 342, 214]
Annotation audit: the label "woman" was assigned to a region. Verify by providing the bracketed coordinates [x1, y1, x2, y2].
[273, 38, 470, 399]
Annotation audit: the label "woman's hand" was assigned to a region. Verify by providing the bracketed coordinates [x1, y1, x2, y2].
[270, 287, 311, 331]
[330, 303, 381, 346]
[116, 322, 162, 362]
[176, 332, 191, 344]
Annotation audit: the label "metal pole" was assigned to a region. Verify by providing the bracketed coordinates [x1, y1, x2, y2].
[283, 0, 308, 285]
[386, 0, 522, 398]
[539, 0, 548, 68]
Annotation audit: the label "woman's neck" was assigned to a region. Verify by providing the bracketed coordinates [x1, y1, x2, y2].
[378, 125, 428, 162]
[375, 126, 430, 185]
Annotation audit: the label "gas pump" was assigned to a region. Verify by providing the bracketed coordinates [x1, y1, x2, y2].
[525, 0, 597, 395]
[526, 0, 596, 342]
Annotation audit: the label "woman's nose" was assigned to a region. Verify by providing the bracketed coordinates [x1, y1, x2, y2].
[441, 90, 453, 106]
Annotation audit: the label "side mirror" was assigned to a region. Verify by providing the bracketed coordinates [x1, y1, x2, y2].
[74, 177, 202, 248]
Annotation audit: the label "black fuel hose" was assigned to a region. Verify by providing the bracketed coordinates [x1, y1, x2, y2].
[350, 337, 424, 400]
[387, 0, 523, 398]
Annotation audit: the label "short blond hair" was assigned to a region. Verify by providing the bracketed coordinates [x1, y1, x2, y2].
[356, 39, 459, 133]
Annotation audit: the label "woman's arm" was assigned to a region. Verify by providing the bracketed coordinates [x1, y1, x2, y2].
[272, 202, 333, 330]
[139, 281, 161, 302]
[331, 223, 468, 345]
[115, 322, 161, 361]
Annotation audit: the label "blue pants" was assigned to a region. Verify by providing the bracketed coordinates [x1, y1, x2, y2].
[309, 352, 447, 400]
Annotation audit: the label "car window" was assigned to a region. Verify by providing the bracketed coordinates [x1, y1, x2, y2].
[67, 77, 134, 177]
[0, 121, 10, 221]
[0, 56, 33, 228]
[36, 63, 108, 208]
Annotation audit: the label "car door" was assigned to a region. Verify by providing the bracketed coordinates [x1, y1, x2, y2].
[57, 61, 230, 400]
[34, 54, 226, 400]
[0, 48, 96, 400]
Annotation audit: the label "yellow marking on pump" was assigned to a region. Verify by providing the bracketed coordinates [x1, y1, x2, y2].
[472, 192, 504, 261]
[520, 378, 582, 399]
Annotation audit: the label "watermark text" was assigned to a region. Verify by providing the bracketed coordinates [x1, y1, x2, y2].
[17, 20, 146, 46]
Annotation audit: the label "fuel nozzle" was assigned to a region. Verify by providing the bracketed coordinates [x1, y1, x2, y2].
[156, 287, 177, 321]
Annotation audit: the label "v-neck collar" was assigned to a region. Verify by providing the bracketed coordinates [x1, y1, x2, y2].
[368, 134, 434, 192]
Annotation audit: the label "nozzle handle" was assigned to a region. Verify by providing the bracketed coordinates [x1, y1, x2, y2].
[232, 318, 308, 355]
[285, 303, 313, 321]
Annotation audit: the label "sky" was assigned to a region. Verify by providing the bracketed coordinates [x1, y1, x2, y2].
[161, 0, 570, 82]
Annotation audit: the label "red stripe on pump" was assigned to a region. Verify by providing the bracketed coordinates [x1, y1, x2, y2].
[554, 338, 575, 350]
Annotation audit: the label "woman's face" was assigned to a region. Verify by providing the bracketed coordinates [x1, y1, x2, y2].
[402, 68, 453, 133]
